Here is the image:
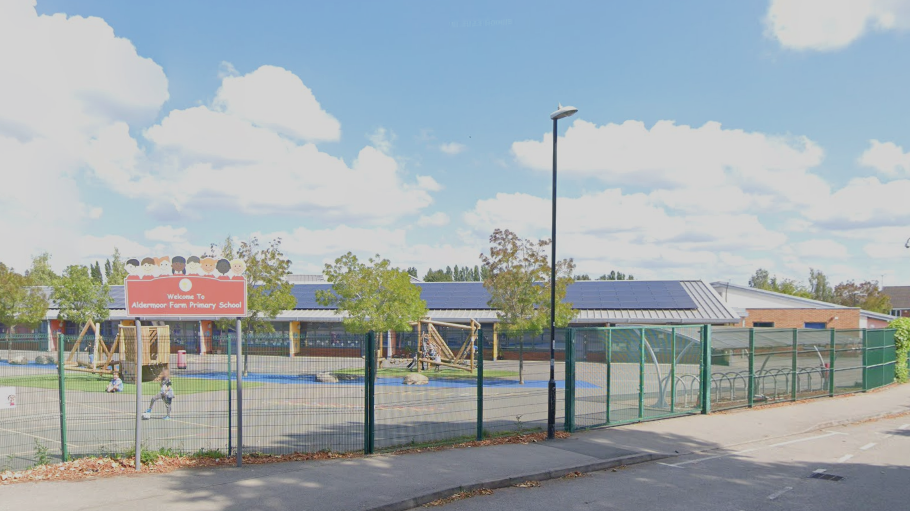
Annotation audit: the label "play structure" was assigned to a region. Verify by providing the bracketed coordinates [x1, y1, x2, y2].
[411, 318, 480, 373]
[63, 321, 170, 383]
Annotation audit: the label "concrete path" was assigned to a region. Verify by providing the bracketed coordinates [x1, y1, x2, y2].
[2, 384, 908, 511]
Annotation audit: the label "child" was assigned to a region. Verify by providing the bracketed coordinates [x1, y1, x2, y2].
[144, 369, 175, 420]
[106, 372, 123, 393]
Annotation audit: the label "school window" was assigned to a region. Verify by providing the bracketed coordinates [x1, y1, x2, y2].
[753, 322, 774, 328]
[803, 322, 826, 329]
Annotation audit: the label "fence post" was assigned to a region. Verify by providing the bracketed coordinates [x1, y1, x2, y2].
[235, 319, 243, 467]
[701, 325, 712, 415]
[747, 329, 755, 408]
[57, 333, 68, 463]
[476, 329, 484, 441]
[134, 320, 143, 470]
[862, 329, 869, 392]
[606, 329, 612, 425]
[639, 328, 646, 420]
[829, 329, 836, 397]
[565, 329, 575, 432]
[791, 329, 798, 401]
[226, 333, 232, 457]
[364, 331, 376, 454]
[670, 328, 677, 413]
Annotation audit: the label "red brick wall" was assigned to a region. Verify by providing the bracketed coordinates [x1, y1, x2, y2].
[744, 309, 859, 329]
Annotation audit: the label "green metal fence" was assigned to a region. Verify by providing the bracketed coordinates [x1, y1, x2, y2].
[0, 326, 899, 470]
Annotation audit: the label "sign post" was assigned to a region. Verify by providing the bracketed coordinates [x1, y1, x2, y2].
[135, 320, 143, 471]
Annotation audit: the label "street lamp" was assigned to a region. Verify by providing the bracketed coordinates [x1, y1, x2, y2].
[547, 104, 577, 440]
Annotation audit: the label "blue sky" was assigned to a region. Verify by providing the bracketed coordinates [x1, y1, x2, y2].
[3, 0, 910, 288]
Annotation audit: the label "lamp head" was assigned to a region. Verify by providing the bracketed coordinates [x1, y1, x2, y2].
[550, 104, 578, 120]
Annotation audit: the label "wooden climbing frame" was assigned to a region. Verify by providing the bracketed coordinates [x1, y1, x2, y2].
[411, 318, 480, 373]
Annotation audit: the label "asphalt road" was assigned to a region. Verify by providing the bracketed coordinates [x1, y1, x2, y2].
[430, 413, 910, 511]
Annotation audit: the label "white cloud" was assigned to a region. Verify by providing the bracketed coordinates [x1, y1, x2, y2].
[439, 142, 467, 155]
[417, 212, 450, 227]
[368, 127, 396, 154]
[511, 119, 826, 213]
[85, 66, 438, 224]
[213, 65, 340, 143]
[144, 226, 188, 243]
[765, 0, 910, 51]
[0, 0, 168, 271]
[795, 239, 850, 258]
[805, 176, 910, 228]
[859, 139, 910, 176]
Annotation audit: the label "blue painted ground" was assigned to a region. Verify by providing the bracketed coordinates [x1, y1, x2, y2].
[183, 372, 599, 389]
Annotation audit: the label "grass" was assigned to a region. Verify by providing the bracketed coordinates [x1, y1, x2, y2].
[333, 367, 519, 379]
[0, 372, 261, 394]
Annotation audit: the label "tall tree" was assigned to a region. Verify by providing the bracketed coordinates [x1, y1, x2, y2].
[52, 265, 111, 329]
[747, 268, 811, 298]
[833, 280, 891, 313]
[108, 248, 129, 284]
[480, 229, 577, 383]
[453, 265, 461, 282]
[209, 237, 296, 333]
[406, 267, 418, 279]
[316, 252, 427, 334]
[104, 259, 112, 280]
[748, 268, 771, 289]
[807, 268, 835, 302]
[90, 262, 103, 284]
[597, 271, 634, 280]
[423, 268, 453, 282]
[0, 263, 49, 361]
[25, 252, 58, 286]
[576, 274, 592, 281]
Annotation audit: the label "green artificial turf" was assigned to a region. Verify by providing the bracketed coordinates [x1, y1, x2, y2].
[0, 372, 259, 394]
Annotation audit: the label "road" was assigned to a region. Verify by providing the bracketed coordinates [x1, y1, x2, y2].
[429, 413, 910, 511]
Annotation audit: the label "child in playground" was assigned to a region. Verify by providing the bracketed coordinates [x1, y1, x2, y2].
[106, 372, 123, 393]
[143, 369, 175, 420]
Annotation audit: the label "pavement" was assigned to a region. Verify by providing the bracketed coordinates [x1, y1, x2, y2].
[2, 384, 909, 511]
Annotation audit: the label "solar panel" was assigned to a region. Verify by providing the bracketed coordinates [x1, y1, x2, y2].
[289, 281, 698, 311]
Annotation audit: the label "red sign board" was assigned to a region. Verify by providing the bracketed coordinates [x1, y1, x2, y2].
[124, 275, 247, 318]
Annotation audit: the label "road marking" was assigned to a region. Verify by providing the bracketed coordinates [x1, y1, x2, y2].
[812, 468, 827, 474]
[657, 462, 685, 469]
[768, 487, 793, 500]
[665, 432, 840, 467]
[860, 443, 876, 450]
[899, 424, 910, 430]
[837, 454, 853, 463]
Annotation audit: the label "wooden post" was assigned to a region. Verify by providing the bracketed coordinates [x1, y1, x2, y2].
[492, 323, 499, 361]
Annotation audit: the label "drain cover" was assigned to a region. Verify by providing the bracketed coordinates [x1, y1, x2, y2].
[809, 473, 844, 482]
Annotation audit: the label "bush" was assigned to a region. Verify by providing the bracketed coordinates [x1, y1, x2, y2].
[889, 318, 910, 383]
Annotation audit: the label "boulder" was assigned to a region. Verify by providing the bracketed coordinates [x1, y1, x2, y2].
[8, 356, 27, 365]
[34, 355, 52, 365]
[316, 372, 339, 383]
[403, 373, 429, 385]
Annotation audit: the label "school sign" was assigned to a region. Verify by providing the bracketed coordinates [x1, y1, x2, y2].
[124, 255, 247, 318]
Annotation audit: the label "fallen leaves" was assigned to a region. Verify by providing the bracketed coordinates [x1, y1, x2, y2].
[514, 480, 540, 488]
[424, 488, 495, 507]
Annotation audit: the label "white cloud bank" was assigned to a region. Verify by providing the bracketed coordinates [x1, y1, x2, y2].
[765, 0, 910, 51]
[439, 142, 467, 155]
[859, 139, 910, 176]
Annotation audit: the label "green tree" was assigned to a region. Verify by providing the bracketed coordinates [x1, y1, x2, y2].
[104, 259, 112, 280]
[0, 263, 49, 361]
[423, 268, 453, 282]
[480, 229, 577, 383]
[316, 252, 427, 334]
[108, 248, 129, 284]
[748, 268, 771, 289]
[90, 262, 103, 284]
[832, 280, 891, 313]
[445, 266, 453, 281]
[209, 237, 295, 333]
[52, 265, 111, 329]
[597, 271, 634, 280]
[747, 268, 810, 298]
[808, 268, 835, 302]
[576, 274, 591, 281]
[406, 267, 418, 279]
[889, 317, 910, 383]
[25, 252, 59, 286]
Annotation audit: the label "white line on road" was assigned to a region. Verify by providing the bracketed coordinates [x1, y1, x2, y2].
[899, 424, 910, 430]
[812, 468, 827, 474]
[768, 487, 793, 500]
[860, 443, 876, 450]
[837, 454, 853, 463]
[665, 432, 841, 467]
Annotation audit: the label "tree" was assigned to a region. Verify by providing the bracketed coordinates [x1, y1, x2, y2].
[480, 229, 577, 383]
[52, 265, 111, 329]
[832, 280, 891, 313]
[748, 268, 771, 289]
[25, 252, 58, 286]
[316, 252, 427, 334]
[597, 271, 634, 280]
[90, 262, 103, 284]
[0, 263, 49, 361]
[746, 268, 811, 298]
[108, 248, 129, 284]
[889, 317, 910, 383]
[406, 267, 418, 279]
[576, 274, 592, 281]
[209, 237, 296, 333]
[423, 268, 453, 282]
[104, 259, 112, 281]
[808, 268, 835, 302]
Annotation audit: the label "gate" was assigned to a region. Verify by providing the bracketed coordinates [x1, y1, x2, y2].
[567, 326, 706, 430]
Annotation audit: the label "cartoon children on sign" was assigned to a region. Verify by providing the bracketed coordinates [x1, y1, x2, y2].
[171, 256, 187, 275]
[215, 259, 231, 278]
[123, 255, 247, 280]
[200, 258, 217, 276]
[186, 256, 201, 275]
[230, 259, 246, 278]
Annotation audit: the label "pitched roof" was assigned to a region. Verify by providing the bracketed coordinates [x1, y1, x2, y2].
[883, 286, 910, 309]
[711, 282, 894, 322]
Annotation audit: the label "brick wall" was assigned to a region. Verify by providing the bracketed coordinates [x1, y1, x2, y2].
[744, 308, 859, 329]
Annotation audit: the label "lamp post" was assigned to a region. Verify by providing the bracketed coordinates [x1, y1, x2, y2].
[547, 104, 577, 440]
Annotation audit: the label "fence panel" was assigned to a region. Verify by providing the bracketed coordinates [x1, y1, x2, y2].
[864, 330, 895, 391]
[833, 330, 864, 395]
[0, 335, 60, 470]
[571, 329, 608, 429]
[795, 329, 831, 400]
[231, 333, 365, 456]
[710, 328, 751, 410]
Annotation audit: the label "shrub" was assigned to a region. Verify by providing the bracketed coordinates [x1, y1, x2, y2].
[889, 318, 910, 383]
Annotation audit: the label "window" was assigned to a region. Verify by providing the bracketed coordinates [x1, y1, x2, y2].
[804, 322, 826, 329]
[753, 322, 774, 328]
